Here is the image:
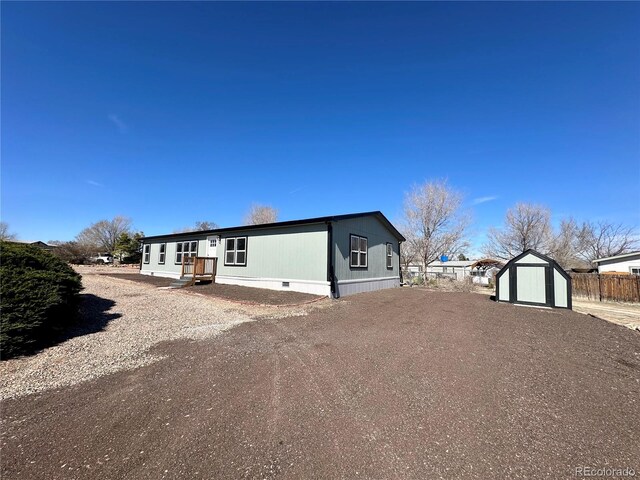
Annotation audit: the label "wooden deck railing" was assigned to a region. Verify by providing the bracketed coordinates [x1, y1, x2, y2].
[181, 256, 217, 283]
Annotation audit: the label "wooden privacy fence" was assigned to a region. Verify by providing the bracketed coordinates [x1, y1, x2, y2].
[570, 273, 640, 303]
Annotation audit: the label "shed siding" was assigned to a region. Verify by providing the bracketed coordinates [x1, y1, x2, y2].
[554, 268, 568, 308]
[515, 253, 547, 265]
[216, 224, 328, 282]
[332, 215, 400, 282]
[498, 272, 510, 301]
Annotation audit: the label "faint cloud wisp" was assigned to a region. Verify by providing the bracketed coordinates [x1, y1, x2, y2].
[87, 180, 104, 187]
[472, 196, 498, 205]
[108, 114, 128, 133]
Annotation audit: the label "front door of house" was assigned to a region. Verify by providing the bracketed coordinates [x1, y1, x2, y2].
[206, 236, 219, 258]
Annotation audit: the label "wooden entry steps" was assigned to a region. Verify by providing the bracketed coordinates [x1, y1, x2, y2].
[174, 256, 218, 288]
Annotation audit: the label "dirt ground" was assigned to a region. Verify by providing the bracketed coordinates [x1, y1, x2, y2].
[100, 273, 323, 306]
[2, 287, 639, 479]
[572, 299, 640, 331]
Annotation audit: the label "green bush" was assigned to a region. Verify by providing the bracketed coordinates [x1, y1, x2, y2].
[1, 241, 82, 359]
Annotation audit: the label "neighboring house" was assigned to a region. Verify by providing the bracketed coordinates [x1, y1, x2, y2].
[8, 240, 56, 251]
[405, 258, 504, 284]
[139, 211, 405, 297]
[592, 251, 640, 275]
[425, 260, 474, 281]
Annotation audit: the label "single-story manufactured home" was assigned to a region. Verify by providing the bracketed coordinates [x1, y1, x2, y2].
[139, 211, 405, 297]
[592, 251, 640, 275]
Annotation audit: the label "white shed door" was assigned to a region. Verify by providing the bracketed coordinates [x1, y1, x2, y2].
[516, 266, 547, 305]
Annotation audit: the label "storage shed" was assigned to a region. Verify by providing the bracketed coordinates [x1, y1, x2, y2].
[495, 249, 572, 309]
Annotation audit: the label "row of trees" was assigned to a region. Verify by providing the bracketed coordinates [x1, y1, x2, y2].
[6, 187, 634, 270]
[43, 203, 280, 264]
[482, 204, 637, 267]
[400, 180, 638, 276]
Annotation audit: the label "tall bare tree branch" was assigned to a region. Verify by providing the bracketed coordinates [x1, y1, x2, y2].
[244, 204, 279, 225]
[482, 203, 553, 260]
[76, 216, 133, 253]
[0, 222, 17, 241]
[401, 180, 470, 280]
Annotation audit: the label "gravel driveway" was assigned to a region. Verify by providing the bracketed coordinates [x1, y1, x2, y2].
[2, 287, 639, 479]
[0, 273, 326, 400]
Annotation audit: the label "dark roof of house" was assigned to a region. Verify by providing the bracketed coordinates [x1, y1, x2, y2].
[141, 211, 406, 242]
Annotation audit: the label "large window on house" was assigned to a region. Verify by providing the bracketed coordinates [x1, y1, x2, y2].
[631, 267, 640, 276]
[386, 243, 393, 269]
[350, 234, 368, 268]
[225, 237, 247, 266]
[158, 243, 166, 264]
[143, 244, 150, 264]
[175, 241, 198, 264]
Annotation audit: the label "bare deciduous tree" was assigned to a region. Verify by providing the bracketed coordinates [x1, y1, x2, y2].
[483, 203, 553, 260]
[576, 221, 639, 263]
[401, 180, 470, 280]
[399, 240, 418, 278]
[194, 221, 218, 231]
[244, 204, 279, 225]
[173, 221, 219, 234]
[0, 221, 17, 241]
[76, 216, 133, 253]
[49, 241, 95, 264]
[548, 218, 584, 268]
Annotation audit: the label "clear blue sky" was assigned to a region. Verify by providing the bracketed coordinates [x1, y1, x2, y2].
[2, 2, 639, 254]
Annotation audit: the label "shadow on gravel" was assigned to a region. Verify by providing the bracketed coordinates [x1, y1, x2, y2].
[4, 294, 122, 360]
[59, 294, 121, 341]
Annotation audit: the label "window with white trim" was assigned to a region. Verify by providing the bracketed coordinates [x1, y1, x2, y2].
[143, 244, 150, 264]
[175, 241, 198, 264]
[158, 243, 166, 264]
[631, 267, 640, 276]
[350, 234, 368, 268]
[209, 238, 217, 248]
[225, 237, 247, 266]
[386, 243, 393, 269]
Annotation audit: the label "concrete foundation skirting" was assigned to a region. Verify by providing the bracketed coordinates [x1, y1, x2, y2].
[215, 275, 332, 296]
[335, 277, 400, 297]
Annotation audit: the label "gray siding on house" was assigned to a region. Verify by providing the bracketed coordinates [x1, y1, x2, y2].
[216, 223, 328, 282]
[332, 215, 400, 282]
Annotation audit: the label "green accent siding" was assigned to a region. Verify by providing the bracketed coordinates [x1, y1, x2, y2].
[332, 216, 400, 281]
[216, 224, 328, 281]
